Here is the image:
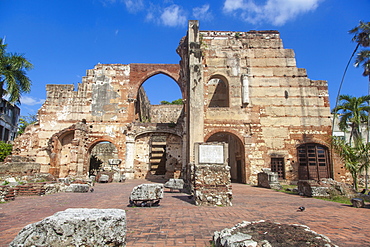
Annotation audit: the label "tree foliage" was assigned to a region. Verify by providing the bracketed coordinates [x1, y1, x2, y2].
[349, 21, 370, 81]
[332, 137, 370, 191]
[0, 141, 12, 162]
[0, 38, 33, 104]
[160, 99, 183, 105]
[17, 114, 38, 135]
[331, 95, 370, 144]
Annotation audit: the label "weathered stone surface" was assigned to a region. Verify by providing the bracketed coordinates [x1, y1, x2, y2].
[351, 198, 365, 208]
[65, 184, 89, 193]
[164, 178, 184, 191]
[257, 168, 282, 190]
[298, 179, 356, 197]
[8, 20, 345, 187]
[213, 220, 338, 247]
[98, 174, 110, 183]
[193, 164, 232, 206]
[129, 183, 164, 206]
[10, 208, 126, 247]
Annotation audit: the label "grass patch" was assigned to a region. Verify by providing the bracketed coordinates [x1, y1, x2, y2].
[314, 196, 352, 204]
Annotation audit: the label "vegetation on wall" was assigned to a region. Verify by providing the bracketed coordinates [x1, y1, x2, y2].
[160, 99, 183, 105]
[0, 141, 12, 162]
[17, 114, 37, 135]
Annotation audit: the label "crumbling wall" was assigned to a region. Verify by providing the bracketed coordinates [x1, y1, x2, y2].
[150, 105, 183, 123]
[177, 21, 340, 184]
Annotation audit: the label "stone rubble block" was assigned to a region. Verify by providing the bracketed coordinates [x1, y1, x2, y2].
[213, 220, 338, 247]
[9, 208, 127, 247]
[164, 178, 184, 191]
[65, 183, 89, 193]
[129, 183, 164, 206]
[351, 198, 365, 208]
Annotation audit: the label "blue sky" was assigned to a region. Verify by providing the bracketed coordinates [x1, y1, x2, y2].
[1, 0, 369, 117]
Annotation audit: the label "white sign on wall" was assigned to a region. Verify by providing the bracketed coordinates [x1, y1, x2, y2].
[198, 144, 224, 164]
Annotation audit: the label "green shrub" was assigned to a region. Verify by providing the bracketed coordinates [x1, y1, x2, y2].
[0, 141, 12, 162]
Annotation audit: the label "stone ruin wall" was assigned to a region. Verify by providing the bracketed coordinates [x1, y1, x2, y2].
[177, 22, 344, 185]
[9, 21, 346, 184]
[12, 63, 183, 180]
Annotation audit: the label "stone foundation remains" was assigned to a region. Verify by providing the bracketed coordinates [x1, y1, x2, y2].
[5, 20, 346, 194]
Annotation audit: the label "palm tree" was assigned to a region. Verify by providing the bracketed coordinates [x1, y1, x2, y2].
[0, 38, 33, 104]
[332, 137, 369, 191]
[354, 50, 370, 81]
[332, 95, 370, 144]
[349, 21, 370, 81]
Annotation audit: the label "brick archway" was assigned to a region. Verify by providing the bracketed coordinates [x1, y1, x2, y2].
[129, 64, 183, 99]
[206, 131, 245, 183]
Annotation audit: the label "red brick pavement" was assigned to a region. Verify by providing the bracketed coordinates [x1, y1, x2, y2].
[0, 179, 369, 246]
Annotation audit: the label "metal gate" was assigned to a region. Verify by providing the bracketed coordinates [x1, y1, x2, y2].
[271, 158, 285, 179]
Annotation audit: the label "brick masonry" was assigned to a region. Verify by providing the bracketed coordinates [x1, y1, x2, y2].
[7, 20, 345, 185]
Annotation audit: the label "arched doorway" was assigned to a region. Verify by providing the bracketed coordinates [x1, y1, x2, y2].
[297, 143, 331, 180]
[206, 132, 245, 183]
[88, 141, 119, 176]
[135, 73, 183, 123]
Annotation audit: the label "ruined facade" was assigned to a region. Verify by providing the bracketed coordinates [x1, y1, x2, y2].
[11, 21, 345, 184]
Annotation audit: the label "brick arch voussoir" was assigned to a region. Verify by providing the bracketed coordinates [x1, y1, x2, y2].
[205, 129, 244, 144]
[129, 64, 182, 98]
[86, 137, 119, 154]
[134, 130, 182, 140]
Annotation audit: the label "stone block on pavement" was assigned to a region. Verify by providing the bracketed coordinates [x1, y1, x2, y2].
[351, 198, 365, 208]
[65, 183, 89, 193]
[164, 178, 184, 191]
[9, 208, 126, 247]
[129, 183, 164, 206]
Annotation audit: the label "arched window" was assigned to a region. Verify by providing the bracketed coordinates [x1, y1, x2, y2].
[207, 76, 229, 107]
[297, 143, 331, 180]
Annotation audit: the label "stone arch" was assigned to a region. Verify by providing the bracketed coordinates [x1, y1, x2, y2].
[85, 137, 122, 175]
[133, 131, 183, 180]
[206, 74, 230, 107]
[47, 121, 90, 178]
[205, 131, 245, 183]
[129, 64, 183, 99]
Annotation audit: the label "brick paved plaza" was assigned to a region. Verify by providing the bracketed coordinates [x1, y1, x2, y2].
[0, 179, 369, 246]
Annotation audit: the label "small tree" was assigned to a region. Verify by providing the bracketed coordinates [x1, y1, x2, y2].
[332, 137, 370, 191]
[17, 114, 37, 135]
[0, 141, 12, 162]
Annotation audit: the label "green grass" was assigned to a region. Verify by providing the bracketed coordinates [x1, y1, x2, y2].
[314, 196, 352, 204]
[275, 185, 366, 205]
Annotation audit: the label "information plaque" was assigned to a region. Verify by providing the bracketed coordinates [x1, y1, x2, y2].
[198, 144, 224, 164]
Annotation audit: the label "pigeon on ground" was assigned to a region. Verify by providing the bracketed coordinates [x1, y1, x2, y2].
[297, 206, 305, 212]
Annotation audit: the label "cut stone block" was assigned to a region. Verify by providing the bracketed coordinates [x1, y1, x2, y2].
[10, 208, 126, 247]
[351, 198, 365, 208]
[65, 184, 89, 193]
[129, 183, 164, 207]
[164, 178, 184, 191]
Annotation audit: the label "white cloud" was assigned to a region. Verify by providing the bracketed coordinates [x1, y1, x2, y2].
[223, 0, 322, 26]
[123, 0, 144, 13]
[193, 4, 213, 21]
[20, 96, 45, 106]
[160, 5, 187, 27]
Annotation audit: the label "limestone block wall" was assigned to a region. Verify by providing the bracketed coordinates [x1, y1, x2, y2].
[150, 105, 183, 123]
[183, 26, 340, 184]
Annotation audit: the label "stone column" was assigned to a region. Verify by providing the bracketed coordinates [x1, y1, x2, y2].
[187, 20, 204, 164]
[125, 133, 135, 179]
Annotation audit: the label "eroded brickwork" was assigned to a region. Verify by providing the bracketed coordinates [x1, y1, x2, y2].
[8, 20, 345, 185]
